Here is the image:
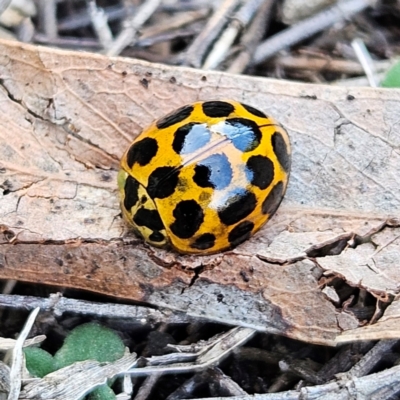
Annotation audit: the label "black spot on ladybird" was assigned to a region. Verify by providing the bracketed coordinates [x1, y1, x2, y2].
[156, 105, 194, 129]
[224, 118, 262, 152]
[133, 208, 164, 231]
[271, 131, 290, 172]
[169, 76, 176, 84]
[172, 123, 211, 155]
[147, 167, 179, 199]
[218, 190, 257, 225]
[149, 231, 165, 242]
[193, 165, 212, 188]
[262, 181, 284, 215]
[124, 176, 140, 211]
[246, 155, 274, 190]
[202, 101, 234, 117]
[170, 200, 204, 239]
[190, 233, 216, 250]
[347, 94, 355, 101]
[193, 153, 232, 190]
[228, 220, 254, 247]
[127, 137, 158, 168]
[241, 103, 267, 118]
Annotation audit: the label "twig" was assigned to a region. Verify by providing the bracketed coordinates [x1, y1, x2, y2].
[0, 335, 46, 351]
[166, 368, 247, 399]
[133, 372, 161, 400]
[58, 4, 132, 32]
[162, 1, 215, 12]
[314, 342, 374, 382]
[18, 328, 255, 399]
[342, 339, 399, 378]
[87, 1, 113, 50]
[8, 307, 40, 400]
[210, 367, 248, 395]
[203, 0, 265, 70]
[192, 364, 400, 399]
[252, 0, 377, 65]
[0, 293, 198, 326]
[137, 8, 208, 49]
[21, 353, 138, 399]
[16, 17, 34, 43]
[351, 38, 377, 86]
[181, 0, 241, 68]
[136, 25, 202, 48]
[37, 0, 57, 39]
[279, 358, 323, 384]
[106, 0, 161, 57]
[129, 327, 256, 376]
[274, 54, 392, 75]
[139, 9, 209, 40]
[227, 0, 274, 73]
[34, 34, 101, 50]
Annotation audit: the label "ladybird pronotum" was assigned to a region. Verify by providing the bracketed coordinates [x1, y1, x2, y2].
[118, 100, 291, 254]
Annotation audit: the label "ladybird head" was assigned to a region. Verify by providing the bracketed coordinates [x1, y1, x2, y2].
[118, 169, 169, 248]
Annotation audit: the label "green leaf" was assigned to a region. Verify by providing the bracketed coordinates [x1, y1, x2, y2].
[381, 61, 400, 88]
[54, 323, 125, 370]
[24, 347, 55, 378]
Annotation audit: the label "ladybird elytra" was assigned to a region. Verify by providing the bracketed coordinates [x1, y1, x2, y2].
[119, 100, 291, 254]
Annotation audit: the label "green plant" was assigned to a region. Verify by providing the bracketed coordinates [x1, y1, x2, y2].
[381, 61, 400, 88]
[24, 323, 125, 399]
[24, 347, 55, 378]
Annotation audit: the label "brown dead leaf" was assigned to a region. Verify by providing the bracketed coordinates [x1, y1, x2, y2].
[0, 39, 400, 345]
[337, 297, 400, 342]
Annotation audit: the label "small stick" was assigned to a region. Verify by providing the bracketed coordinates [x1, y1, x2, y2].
[38, 0, 57, 39]
[343, 339, 399, 378]
[252, 0, 377, 65]
[136, 25, 202, 48]
[106, 0, 161, 57]
[0, 293, 198, 325]
[275, 54, 392, 75]
[351, 38, 378, 86]
[34, 33, 101, 50]
[87, 0, 113, 50]
[134, 373, 162, 400]
[58, 4, 131, 32]
[181, 0, 240, 68]
[138, 9, 209, 42]
[227, 0, 274, 73]
[202, 0, 265, 70]
[7, 308, 40, 400]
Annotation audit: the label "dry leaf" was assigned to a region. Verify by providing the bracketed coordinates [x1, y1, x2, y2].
[0, 39, 399, 346]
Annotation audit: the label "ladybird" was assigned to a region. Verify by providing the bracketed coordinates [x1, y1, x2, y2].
[118, 100, 291, 254]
